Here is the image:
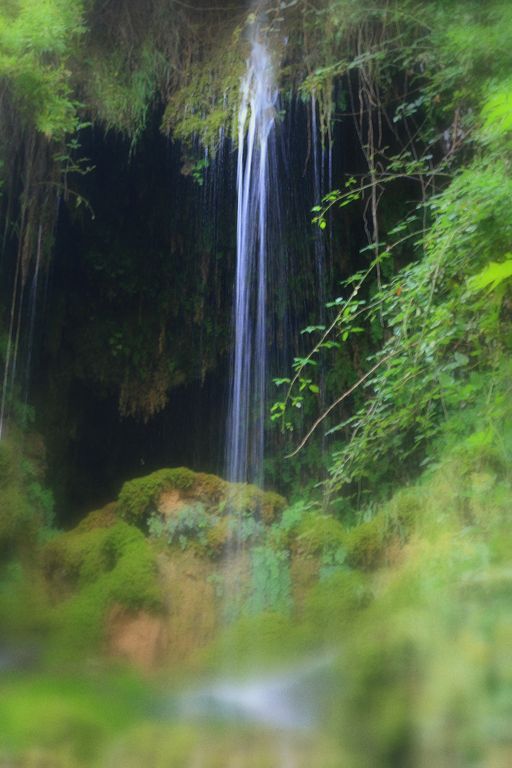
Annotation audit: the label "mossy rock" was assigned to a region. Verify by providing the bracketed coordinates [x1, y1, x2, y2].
[0, 561, 51, 641]
[117, 467, 286, 528]
[190, 472, 227, 504]
[42, 520, 163, 655]
[75, 502, 119, 532]
[42, 520, 160, 598]
[118, 468, 196, 524]
[260, 490, 287, 524]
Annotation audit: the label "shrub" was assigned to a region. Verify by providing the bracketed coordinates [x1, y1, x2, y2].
[246, 546, 292, 616]
[148, 502, 215, 551]
[384, 487, 425, 540]
[295, 513, 348, 557]
[345, 513, 389, 570]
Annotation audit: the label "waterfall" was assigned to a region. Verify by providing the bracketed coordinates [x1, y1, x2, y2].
[226, 21, 278, 486]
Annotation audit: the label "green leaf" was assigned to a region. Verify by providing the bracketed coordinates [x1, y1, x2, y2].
[469, 255, 512, 292]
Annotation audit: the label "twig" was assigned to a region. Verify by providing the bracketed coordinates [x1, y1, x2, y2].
[286, 350, 396, 458]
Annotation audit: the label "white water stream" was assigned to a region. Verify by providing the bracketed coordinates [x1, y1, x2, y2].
[226, 20, 279, 486]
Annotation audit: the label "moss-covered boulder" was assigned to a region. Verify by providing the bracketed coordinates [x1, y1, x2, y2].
[37, 467, 288, 664]
[42, 518, 163, 657]
[117, 467, 286, 529]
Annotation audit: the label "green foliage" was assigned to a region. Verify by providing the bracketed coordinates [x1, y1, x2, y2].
[345, 513, 388, 570]
[280, 154, 512, 499]
[481, 80, 512, 145]
[469, 254, 512, 292]
[0, 432, 55, 555]
[246, 546, 292, 616]
[148, 502, 215, 552]
[265, 499, 314, 549]
[295, 512, 347, 557]
[204, 611, 299, 671]
[0, 485, 32, 551]
[0, 0, 85, 138]
[160, 20, 245, 152]
[86, 43, 164, 143]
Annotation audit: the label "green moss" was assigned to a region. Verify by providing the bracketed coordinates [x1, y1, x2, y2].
[118, 467, 286, 534]
[161, 24, 244, 153]
[42, 520, 162, 655]
[75, 502, 118, 532]
[261, 490, 287, 524]
[192, 472, 227, 504]
[0, 671, 153, 763]
[117, 467, 196, 524]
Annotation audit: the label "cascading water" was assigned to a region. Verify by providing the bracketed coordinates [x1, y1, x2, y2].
[226, 19, 279, 486]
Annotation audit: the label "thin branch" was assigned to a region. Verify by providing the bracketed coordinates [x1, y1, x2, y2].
[286, 351, 396, 458]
